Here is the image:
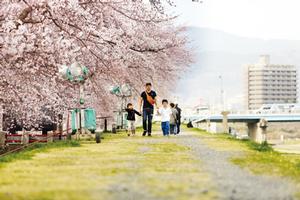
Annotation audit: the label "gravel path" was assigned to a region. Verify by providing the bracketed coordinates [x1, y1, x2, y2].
[106, 138, 163, 200]
[105, 137, 216, 200]
[105, 131, 296, 200]
[176, 132, 296, 200]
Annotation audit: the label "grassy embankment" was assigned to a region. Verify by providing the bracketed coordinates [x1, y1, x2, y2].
[0, 127, 217, 200]
[0, 140, 80, 164]
[189, 127, 300, 195]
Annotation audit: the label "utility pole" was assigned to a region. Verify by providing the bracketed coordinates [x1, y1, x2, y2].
[79, 83, 85, 135]
[219, 75, 225, 111]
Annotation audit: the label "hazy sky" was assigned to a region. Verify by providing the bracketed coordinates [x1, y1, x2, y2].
[167, 0, 300, 108]
[172, 0, 300, 40]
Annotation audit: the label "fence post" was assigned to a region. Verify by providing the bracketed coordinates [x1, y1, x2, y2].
[47, 132, 53, 143]
[104, 118, 108, 132]
[22, 132, 29, 145]
[0, 131, 5, 148]
[0, 105, 2, 131]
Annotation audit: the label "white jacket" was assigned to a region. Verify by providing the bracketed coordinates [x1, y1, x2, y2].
[158, 107, 171, 122]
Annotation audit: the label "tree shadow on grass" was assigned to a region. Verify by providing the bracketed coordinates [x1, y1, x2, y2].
[0, 140, 80, 165]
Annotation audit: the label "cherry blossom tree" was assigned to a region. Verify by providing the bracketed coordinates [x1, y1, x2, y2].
[0, 0, 192, 129]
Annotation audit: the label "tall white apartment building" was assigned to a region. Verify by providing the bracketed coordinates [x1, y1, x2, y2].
[246, 55, 298, 110]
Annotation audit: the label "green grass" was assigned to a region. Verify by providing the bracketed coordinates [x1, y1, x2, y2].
[188, 127, 273, 152]
[245, 140, 273, 152]
[188, 128, 250, 151]
[135, 121, 161, 133]
[232, 151, 300, 179]
[0, 140, 80, 165]
[188, 127, 300, 184]
[138, 141, 217, 200]
[0, 130, 217, 200]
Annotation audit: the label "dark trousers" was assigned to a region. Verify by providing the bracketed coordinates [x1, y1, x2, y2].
[176, 121, 181, 134]
[143, 108, 153, 133]
[161, 121, 170, 136]
[170, 124, 176, 135]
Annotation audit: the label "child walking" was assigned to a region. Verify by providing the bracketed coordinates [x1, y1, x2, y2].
[170, 103, 178, 135]
[158, 99, 171, 136]
[125, 103, 141, 136]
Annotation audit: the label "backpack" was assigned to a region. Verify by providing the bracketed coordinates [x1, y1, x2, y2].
[176, 107, 181, 120]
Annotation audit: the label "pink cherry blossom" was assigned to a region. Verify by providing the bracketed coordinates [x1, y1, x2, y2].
[0, 0, 192, 129]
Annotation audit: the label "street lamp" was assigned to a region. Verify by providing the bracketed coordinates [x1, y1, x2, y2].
[59, 62, 90, 138]
[110, 84, 132, 129]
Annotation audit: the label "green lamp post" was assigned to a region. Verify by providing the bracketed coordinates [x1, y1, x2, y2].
[59, 62, 90, 137]
[110, 84, 132, 129]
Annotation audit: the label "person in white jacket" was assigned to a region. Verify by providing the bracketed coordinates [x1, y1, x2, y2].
[157, 99, 171, 136]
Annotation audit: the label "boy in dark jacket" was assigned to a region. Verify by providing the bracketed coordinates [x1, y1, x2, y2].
[125, 103, 141, 136]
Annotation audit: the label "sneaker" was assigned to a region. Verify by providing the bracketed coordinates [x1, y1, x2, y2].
[142, 131, 147, 136]
[148, 133, 152, 137]
[127, 133, 130, 137]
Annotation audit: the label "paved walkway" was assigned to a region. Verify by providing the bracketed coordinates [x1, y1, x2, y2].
[0, 130, 296, 200]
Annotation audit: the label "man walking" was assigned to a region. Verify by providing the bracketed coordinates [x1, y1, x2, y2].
[175, 104, 182, 134]
[139, 83, 157, 136]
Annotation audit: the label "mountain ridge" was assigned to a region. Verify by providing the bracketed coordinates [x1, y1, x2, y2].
[176, 27, 300, 108]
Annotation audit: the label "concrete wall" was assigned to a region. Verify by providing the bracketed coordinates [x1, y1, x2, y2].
[194, 121, 223, 133]
[194, 121, 300, 141]
[224, 122, 300, 141]
[227, 122, 300, 140]
[267, 122, 300, 139]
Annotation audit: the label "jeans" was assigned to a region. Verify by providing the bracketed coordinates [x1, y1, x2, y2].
[161, 121, 170, 136]
[143, 108, 153, 133]
[170, 124, 176, 135]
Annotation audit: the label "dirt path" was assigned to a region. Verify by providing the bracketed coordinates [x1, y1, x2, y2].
[103, 136, 217, 200]
[0, 130, 296, 200]
[175, 131, 295, 200]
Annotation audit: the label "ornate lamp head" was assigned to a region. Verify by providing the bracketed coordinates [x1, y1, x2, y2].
[59, 62, 89, 83]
